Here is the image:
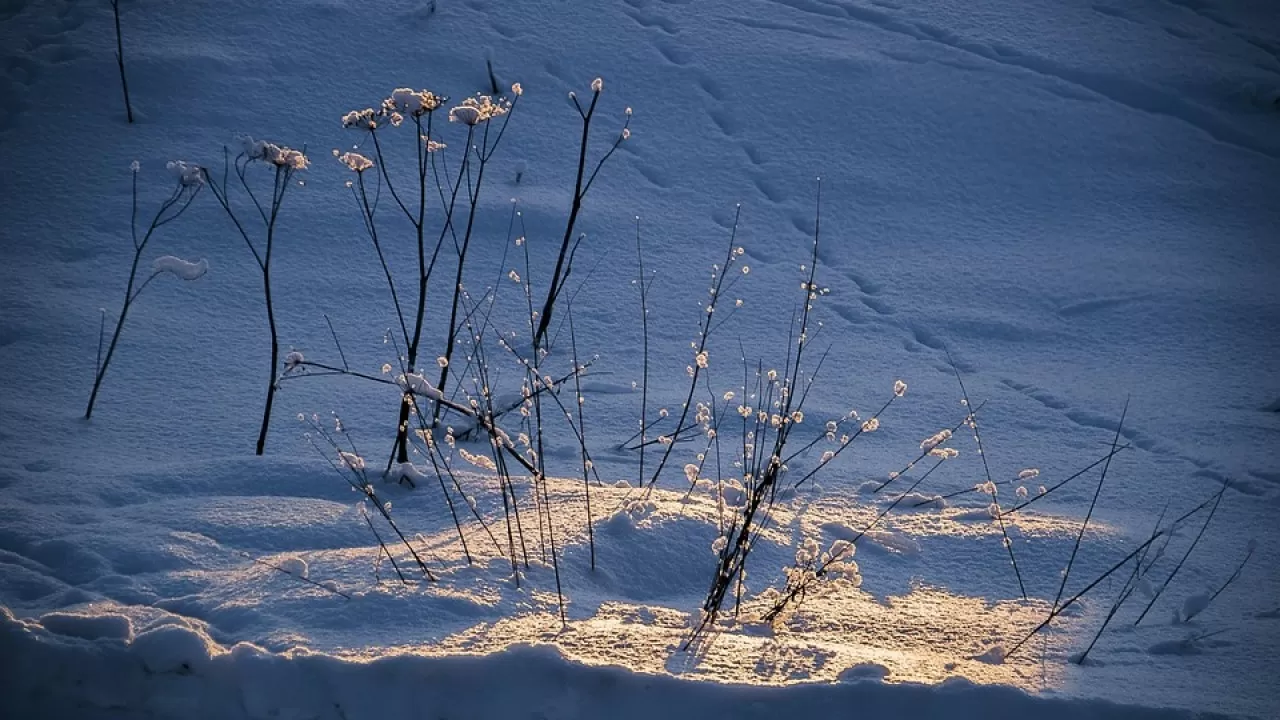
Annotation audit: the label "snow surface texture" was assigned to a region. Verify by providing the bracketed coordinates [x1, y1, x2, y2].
[1, 0, 1277, 718]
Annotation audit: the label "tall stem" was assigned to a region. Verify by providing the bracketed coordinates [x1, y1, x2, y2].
[85, 249, 142, 418]
[111, 0, 133, 124]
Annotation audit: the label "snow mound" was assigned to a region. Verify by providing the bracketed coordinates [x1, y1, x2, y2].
[837, 662, 890, 682]
[39, 611, 133, 642]
[0, 606, 1236, 720]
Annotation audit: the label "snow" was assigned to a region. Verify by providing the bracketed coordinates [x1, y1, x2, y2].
[1, 606, 1229, 720]
[1, 0, 1278, 717]
[152, 255, 209, 281]
[39, 610, 134, 642]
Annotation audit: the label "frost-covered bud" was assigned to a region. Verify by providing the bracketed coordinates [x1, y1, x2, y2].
[339, 152, 373, 173]
[129, 160, 140, 173]
[894, 380, 907, 397]
[511, 82, 523, 96]
[861, 418, 880, 432]
[591, 77, 603, 92]
[166, 160, 204, 187]
[459, 448, 496, 471]
[795, 537, 820, 565]
[920, 429, 952, 452]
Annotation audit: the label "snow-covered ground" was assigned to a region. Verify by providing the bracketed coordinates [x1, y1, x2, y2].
[1, 0, 1277, 718]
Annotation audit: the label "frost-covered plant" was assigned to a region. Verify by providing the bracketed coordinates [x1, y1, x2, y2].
[756, 538, 861, 621]
[338, 84, 519, 467]
[84, 161, 205, 419]
[300, 412, 436, 582]
[675, 185, 911, 645]
[1004, 484, 1227, 661]
[760, 426, 962, 623]
[202, 136, 308, 455]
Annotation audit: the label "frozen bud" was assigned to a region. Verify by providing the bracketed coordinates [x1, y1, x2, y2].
[339, 152, 373, 173]
[920, 429, 952, 452]
[1018, 468, 1040, 480]
[893, 380, 907, 397]
[591, 77, 604, 92]
[338, 451, 365, 470]
[511, 82, 523, 96]
[436, 356, 449, 368]
[166, 160, 204, 187]
[129, 160, 140, 173]
[861, 418, 880, 432]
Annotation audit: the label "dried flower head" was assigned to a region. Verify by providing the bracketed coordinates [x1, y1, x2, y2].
[341, 108, 377, 129]
[166, 160, 204, 187]
[385, 88, 444, 117]
[449, 95, 510, 125]
[339, 152, 373, 173]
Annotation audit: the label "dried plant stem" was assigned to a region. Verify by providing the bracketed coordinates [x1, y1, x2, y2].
[86, 174, 199, 419]
[1054, 397, 1129, 611]
[946, 349, 1026, 599]
[1134, 481, 1227, 626]
[110, 0, 133, 123]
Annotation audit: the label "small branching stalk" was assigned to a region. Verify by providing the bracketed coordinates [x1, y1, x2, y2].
[85, 162, 204, 419]
[204, 139, 308, 455]
[532, 78, 632, 349]
[1134, 480, 1227, 626]
[947, 350, 1027, 600]
[1004, 488, 1223, 660]
[1054, 398, 1129, 611]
